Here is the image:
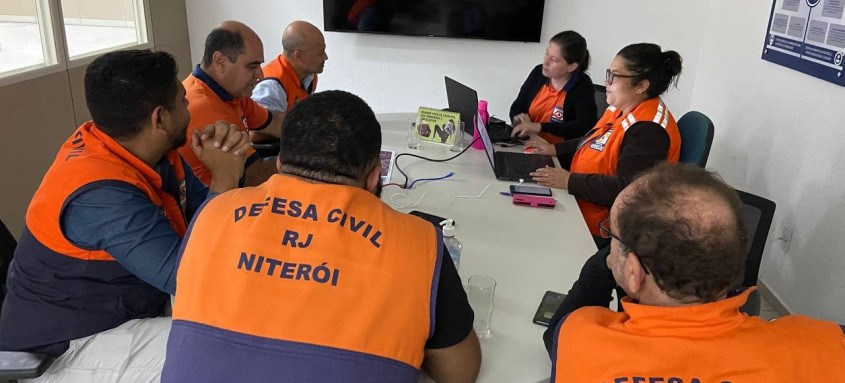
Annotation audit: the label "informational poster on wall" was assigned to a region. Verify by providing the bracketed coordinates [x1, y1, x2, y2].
[762, 0, 845, 87]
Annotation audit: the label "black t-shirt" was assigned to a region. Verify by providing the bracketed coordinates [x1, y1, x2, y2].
[426, 246, 474, 349]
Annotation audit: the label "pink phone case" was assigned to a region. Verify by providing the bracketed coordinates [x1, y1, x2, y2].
[512, 194, 556, 208]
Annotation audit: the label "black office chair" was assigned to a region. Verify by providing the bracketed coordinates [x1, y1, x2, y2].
[593, 84, 609, 119]
[677, 111, 715, 168]
[731, 190, 776, 316]
[0, 218, 53, 382]
[251, 139, 280, 158]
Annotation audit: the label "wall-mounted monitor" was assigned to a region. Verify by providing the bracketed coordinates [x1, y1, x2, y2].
[324, 0, 546, 43]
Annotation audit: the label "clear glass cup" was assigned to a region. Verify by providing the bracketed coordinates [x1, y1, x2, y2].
[467, 274, 496, 338]
[450, 122, 466, 152]
[408, 119, 421, 149]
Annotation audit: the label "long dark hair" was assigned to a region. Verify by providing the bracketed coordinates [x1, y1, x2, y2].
[617, 43, 682, 98]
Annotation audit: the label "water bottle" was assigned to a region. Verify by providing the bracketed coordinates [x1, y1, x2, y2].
[440, 219, 462, 271]
[472, 100, 489, 150]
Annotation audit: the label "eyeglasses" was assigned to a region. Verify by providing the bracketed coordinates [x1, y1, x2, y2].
[605, 69, 637, 85]
[598, 217, 650, 275]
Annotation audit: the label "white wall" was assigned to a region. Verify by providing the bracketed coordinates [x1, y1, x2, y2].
[691, 0, 845, 322]
[184, 0, 703, 116]
[186, 0, 845, 322]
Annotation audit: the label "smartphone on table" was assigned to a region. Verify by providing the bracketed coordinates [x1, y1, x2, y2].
[510, 185, 553, 197]
[533, 290, 567, 326]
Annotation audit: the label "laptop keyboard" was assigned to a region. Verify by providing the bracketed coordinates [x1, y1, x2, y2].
[496, 152, 554, 179]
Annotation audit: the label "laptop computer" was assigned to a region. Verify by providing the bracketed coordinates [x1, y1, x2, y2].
[475, 112, 556, 182]
[444, 76, 521, 143]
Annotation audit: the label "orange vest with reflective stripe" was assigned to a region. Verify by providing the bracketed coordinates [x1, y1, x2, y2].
[26, 121, 187, 260]
[570, 98, 680, 235]
[260, 54, 318, 111]
[528, 84, 567, 144]
[552, 290, 845, 382]
[171, 175, 439, 375]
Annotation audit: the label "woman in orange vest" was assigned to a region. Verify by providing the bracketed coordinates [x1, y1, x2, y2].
[509, 30, 598, 144]
[526, 43, 683, 246]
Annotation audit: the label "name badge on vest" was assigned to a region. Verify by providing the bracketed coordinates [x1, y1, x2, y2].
[589, 130, 613, 152]
[550, 105, 564, 123]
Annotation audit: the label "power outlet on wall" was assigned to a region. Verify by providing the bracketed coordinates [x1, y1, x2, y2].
[776, 226, 793, 254]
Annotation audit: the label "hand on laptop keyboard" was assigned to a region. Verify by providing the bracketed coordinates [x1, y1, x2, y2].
[523, 140, 556, 156]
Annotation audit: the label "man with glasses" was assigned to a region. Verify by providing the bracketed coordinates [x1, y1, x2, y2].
[251, 20, 326, 121]
[543, 163, 845, 382]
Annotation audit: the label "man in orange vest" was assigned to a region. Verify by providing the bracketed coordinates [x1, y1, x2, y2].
[252, 20, 326, 117]
[180, 21, 285, 186]
[0, 50, 249, 382]
[546, 163, 845, 382]
[163, 90, 481, 383]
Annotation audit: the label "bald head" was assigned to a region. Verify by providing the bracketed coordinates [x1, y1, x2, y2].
[281, 21, 327, 77]
[201, 20, 263, 67]
[219, 20, 261, 43]
[200, 20, 265, 98]
[282, 21, 325, 55]
[613, 163, 746, 302]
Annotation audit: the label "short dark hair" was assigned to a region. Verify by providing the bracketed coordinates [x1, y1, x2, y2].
[550, 30, 590, 73]
[84, 49, 179, 139]
[616, 163, 746, 303]
[201, 28, 245, 66]
[279, 90, 381, 183]
[617, 43, 682, 98]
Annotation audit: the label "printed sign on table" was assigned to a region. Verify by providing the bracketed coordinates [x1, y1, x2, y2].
[414, 107, 461, 146]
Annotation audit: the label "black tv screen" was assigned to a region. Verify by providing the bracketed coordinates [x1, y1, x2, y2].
[324, 0, 546, 43]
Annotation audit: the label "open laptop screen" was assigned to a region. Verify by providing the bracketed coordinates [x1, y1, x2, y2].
[445, 76, 478, 135]
[475, 113, 497, 175]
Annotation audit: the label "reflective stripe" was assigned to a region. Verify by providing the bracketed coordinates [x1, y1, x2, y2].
[657, 101, 669, 128]
[653, 102, 664, 124]
[622, 113, 638, 131]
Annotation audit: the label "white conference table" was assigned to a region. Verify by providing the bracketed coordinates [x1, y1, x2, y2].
[377, 113, 597, 383]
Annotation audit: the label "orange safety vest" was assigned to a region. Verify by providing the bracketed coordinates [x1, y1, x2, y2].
[259, 54, 318, 111]
[0, 121, 183, 354]
[180, 67, 267, 184]
[27, 121, 188, 259]
[165, 175, 440, 382]
[529, 83, 567, 145]
[570, 98, 680, 236]
[552, 289, 845, 382]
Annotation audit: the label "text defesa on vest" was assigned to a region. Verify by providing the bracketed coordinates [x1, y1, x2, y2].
[233, 197, 383, 249]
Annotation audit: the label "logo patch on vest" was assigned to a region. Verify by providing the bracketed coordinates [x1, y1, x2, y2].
[589, 130, 613, 152]
[550, 105, 564, 122]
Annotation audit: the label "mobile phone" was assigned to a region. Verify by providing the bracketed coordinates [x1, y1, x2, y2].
[533, 291, 567, 326]
[510, 185, 553, 197]
[512, 194, 556, 208]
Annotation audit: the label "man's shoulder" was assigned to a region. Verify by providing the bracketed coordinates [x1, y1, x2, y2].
[563, 306, 622, 326]
[186, 90, 237, 125]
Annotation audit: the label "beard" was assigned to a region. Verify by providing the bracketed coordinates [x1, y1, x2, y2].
[168, 123, 189, 151]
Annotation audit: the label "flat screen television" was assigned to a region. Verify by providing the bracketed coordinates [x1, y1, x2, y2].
[323, 0, 546, 43]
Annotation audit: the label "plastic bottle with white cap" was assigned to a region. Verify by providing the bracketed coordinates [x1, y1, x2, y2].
[440, 219, 462, 271]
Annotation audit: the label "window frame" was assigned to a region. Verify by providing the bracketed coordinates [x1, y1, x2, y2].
[64, 0, 154, 68]
[0, 0, 154, 87]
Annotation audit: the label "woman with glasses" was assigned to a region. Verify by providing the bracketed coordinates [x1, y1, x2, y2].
[525, 43, 683, 245]
[509, 31, 598, 144]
